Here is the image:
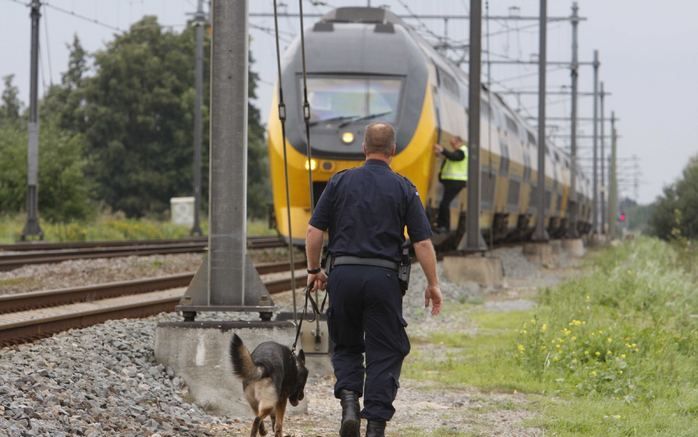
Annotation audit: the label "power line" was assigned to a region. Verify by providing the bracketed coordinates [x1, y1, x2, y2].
[43, 1, 124, 32]
[42, 3, 53, 86]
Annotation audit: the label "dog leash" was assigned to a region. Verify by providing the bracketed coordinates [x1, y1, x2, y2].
[291, 284, 328, 356]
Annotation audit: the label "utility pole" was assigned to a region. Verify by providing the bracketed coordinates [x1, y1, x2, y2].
[608, 111, 618, 239]
[191, 0, 205, 236]
[567, 1, 579, 238]
[460, 0, 486, 252]
[532, 0, 549, 242]
[21, 0, 43, 241]
[599, 81, 606, 234]
[209, 0, 248, 303]
[592, 49, 599, 234]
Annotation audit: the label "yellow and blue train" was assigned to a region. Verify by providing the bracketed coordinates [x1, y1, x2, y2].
[267, 7, 592, 245]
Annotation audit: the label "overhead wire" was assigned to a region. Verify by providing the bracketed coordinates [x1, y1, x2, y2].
[272, 0, 298, 322]
[297, 0, 323, 342]
[43, 1, 124, 32]
[42, 2, 53, 86]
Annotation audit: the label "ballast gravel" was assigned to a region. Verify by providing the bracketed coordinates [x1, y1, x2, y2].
[0, 245, 557, 436]
[0, 247, 302, 296]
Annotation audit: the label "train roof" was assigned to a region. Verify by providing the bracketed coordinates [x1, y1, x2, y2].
[320, 7, 404, 25]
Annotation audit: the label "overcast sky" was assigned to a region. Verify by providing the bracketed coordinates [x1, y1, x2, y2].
[2, 0, 696, 205]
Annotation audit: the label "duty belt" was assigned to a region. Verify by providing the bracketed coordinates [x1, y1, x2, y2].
[331, 255, 399, 271]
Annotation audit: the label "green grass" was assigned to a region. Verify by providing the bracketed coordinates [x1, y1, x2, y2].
[0, 214, 276, 243]
[0, 277, 29, 287]
[405, 237, 698, 436]
[405, 307, 547, 394]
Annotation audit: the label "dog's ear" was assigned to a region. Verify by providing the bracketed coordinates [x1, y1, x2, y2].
[297, 349, 305, 364]
[232, 333, 243, 346]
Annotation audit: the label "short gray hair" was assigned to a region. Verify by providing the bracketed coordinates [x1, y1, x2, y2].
[363, 122, 396, 155]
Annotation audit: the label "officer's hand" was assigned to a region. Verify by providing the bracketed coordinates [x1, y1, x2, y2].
[307, 271, 328, 291]
[433, 144, 444, 155]
[424, 284, 443, 316]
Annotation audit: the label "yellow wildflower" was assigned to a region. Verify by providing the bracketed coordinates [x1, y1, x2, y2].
[517, 344, 525, 353]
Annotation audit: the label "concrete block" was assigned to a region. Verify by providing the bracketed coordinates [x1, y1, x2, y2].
[589, 234, 608, 247]
[443, 255, 504, 287]
[154, 320, 330, 418]
[523, 242, 554, 265]
[561, 238, 585, 257]
[549, 239, 562, 254]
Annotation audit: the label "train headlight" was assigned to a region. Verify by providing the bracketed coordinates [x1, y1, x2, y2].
[341, 132, 355, 144]
[304, 159, 318, 171]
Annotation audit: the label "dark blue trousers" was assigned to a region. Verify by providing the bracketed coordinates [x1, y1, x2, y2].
[327, 265, 410, 422]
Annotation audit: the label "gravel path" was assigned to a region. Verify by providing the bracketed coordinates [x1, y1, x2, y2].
[0, 245, 579, 436]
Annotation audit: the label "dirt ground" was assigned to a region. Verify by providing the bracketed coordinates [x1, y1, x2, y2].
[201, 255, 581, 437]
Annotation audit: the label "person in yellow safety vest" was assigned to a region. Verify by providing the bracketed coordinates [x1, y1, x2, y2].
[433, 136, 468, 233]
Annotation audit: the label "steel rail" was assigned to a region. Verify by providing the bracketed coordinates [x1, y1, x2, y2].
[0, 237, 287, 271]
[0, 260, 306, 314]
[0, 269, 308, 345]
[0, 235, 284, 252]
[0, 295, 180, 346]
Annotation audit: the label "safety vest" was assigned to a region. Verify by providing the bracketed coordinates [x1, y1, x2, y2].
[440, 145, 469, 181]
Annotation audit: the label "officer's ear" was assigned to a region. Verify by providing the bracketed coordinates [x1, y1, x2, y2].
[362, 143, 367, 156]
[390, 143, 397, 156]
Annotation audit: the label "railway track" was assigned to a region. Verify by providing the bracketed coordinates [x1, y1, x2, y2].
[0, 236, 286, 271]
[0, 259, 307, 345]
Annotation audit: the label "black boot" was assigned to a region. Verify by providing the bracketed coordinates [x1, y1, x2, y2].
[366, 420, 386, 437]
[339, 389, 360, 437]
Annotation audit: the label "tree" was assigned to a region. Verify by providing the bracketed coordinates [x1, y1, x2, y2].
[649, 155, 698, 240]
[0, 120, 92, 221]
[77, 16, 269, 218]
[80, 17, 202, 217]
[42, 35, 89, 133]
[0, 75, 22, 126]
[247, 50, 271, 219]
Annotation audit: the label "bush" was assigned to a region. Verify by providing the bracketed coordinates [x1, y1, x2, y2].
[0, 121, 93, 222]
[516, 238, 698, 401]
[649, 155, 698, 240]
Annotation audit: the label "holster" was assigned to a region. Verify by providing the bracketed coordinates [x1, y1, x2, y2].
[397, 243, 411, 295]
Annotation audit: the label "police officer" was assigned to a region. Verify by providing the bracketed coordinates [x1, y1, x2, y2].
[305, 122, 443, 437]
[433, 136, 469, 233]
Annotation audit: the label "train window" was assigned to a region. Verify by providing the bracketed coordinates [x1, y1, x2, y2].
[500, 143, 510, 175]
[507, 180, 520, 207]
[527, 131, 536, 146]
[506, 116, 518, 135]
[480, 99, 491, 119]
[438, 68, 460, 97]
[306, 76, 402, 124]
[523, 154, 531, 182]
[481, 170, 496, 208]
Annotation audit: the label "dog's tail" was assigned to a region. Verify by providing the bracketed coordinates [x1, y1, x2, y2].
[230, 333, 260, 380]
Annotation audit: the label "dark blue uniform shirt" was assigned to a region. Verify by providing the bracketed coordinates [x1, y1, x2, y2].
[309, 159, 432, 262]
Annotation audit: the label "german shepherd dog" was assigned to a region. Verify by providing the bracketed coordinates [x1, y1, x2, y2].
[230, 334, 308, 437]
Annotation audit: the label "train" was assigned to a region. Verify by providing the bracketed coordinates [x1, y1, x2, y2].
[267, 6, 592, 247]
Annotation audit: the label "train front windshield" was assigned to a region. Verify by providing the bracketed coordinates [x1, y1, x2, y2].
[306, 77, 402, 125]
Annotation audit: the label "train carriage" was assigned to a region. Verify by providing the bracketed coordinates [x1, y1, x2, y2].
[267, 7, 592, 245]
